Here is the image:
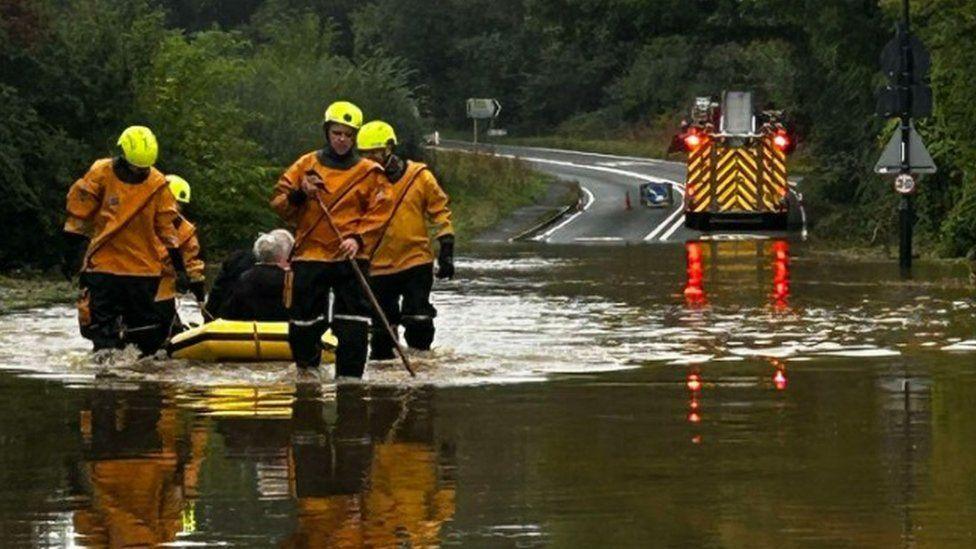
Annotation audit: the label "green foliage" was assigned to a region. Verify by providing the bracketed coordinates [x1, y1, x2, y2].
[5, 0, 976, 266]
[134, 30, 274, 253]
[0, 0, 424, 268]
[608, 37, 701, 121]
[919, 0, 976, 255]
[0, 0, 167, 269]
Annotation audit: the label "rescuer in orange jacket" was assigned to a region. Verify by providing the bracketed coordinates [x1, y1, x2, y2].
[62, 126, 188, 355]
[154, 175, 206, 342]
[356, 121, 454, 360]
[269, 101, 386, 376]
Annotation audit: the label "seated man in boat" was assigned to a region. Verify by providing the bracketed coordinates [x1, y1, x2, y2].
[204, 248, 255, 317]
[154, 175, 206, 341]
[218, 229, 294, 322]
[356, 120, 454, 360]
[62, 126, 188, 356]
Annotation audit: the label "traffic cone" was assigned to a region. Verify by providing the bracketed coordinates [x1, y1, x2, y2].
[625, 190, 632, 210]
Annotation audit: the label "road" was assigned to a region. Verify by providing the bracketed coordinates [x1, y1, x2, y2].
[440, 140, 805, 244]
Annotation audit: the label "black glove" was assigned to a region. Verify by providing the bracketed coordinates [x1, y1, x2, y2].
[288, 188, 308, 206]
[176, 272, 191, 294]
[436, 235, 455, 280]
[168, 248, 191, 292]
[61, 231, 88, 280]
[188, 280, 207, 302]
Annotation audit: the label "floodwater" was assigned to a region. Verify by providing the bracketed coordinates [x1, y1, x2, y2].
[2, 240, 976, 547]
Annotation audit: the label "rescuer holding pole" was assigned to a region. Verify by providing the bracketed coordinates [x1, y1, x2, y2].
[270, 101, 387, 377]
[357, 120, 455, 360]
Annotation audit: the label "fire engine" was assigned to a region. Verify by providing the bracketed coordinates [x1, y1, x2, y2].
[674, 92, 794, 230]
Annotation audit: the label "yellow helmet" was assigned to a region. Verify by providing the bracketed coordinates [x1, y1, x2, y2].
[357, 120, 398, 151]
[117, 125, 158, 168]
[166, 174, 191, 204]
[323, 101, 363, 129]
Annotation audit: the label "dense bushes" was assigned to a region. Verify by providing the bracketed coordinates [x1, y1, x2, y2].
[0, 0, 423, 268]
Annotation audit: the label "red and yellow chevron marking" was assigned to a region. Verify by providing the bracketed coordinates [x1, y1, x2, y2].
[685, 137, 788, 215]
[760, 137, 788, 211]
[713, 146, 759, 212]
[685, 140, 712, 212]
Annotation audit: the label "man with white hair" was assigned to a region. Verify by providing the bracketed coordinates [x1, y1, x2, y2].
[217, 229, 294, 321]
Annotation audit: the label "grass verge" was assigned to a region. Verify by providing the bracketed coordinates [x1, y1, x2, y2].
[423, 149, 553, 240]
[0, 273, 75, 314]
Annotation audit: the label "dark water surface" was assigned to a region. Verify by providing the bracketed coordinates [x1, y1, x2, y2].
[1, 241, 975, 547]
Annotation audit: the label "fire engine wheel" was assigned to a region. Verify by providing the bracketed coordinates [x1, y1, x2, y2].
[685, 212, 710, 231]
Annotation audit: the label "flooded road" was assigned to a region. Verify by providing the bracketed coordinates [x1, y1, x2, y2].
[2, 241, 976, 546]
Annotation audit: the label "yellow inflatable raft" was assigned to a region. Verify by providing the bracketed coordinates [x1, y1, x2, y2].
[168, 319, 337, 363]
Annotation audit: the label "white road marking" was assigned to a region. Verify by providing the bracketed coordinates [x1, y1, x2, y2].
[433, 145, 686, 242]
[595, 160, 663, 168]
[532, 186, 594, 242]
[699, 234, 771, 241]
[435, 142, 810, 242]
[516, 160, 685, 243]
[659, 215, 687, 241]
[574, 237, 624, 242]
[472, 142, 683, 167]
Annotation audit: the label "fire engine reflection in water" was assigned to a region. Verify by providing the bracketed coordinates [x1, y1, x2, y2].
[683, 239, 791, 309]
[680, 239, 793, 440]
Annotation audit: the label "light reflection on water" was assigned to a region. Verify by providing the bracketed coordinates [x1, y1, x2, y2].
[1, 241, 976, 546]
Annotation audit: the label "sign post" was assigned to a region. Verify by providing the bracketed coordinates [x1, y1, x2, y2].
[874, 0, 934, 272]
[466, 98, 502, 145]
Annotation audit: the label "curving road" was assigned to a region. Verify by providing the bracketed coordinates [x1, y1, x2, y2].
[440, 140, 805, 244]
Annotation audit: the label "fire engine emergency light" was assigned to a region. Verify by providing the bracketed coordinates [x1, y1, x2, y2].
[773, 131, 790, 151]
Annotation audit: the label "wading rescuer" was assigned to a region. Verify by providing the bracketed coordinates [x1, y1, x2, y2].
[357, 121, 454, 360]
[62, 126, 189, 356]
[270, 101, 386, 376]
[154, 175, 206, 342]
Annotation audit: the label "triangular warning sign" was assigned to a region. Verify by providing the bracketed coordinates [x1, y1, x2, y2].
[874, 122, 937, 174]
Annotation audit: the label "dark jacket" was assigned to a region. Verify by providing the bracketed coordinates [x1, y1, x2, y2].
[217, 264, 289, 321]
[204, 250, 255, 316]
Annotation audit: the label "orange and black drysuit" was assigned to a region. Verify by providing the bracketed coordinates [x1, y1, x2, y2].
[270, 146, 386, 375]
[362, 156, 454, 359]
[63, 158, 182, 354]
[154, 213, 206, 341]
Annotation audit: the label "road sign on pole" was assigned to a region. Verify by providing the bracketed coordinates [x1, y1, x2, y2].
[874, 0, 934, 272]
[874, 123, 936, 174]
[467, 98, 502, 145]
[466, 98, 501, 119]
